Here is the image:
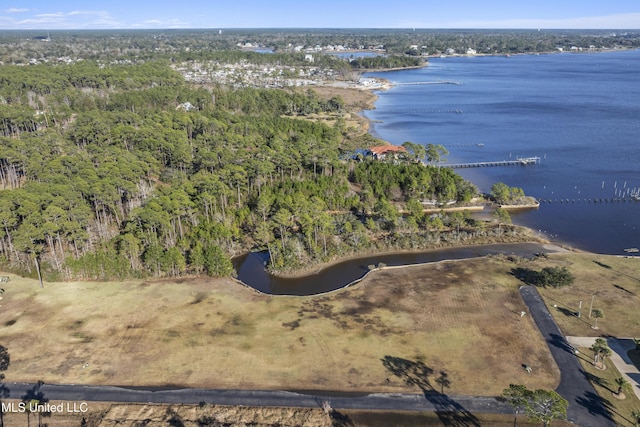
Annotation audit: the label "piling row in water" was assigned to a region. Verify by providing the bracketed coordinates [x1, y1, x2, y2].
[538, 184, 640, 205]
[443, 143, 486, 148]
[538, 197, 640, 204]
[389, 108, 464, 114]
[396, 81, 461, 85]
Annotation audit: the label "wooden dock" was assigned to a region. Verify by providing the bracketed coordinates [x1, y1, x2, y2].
[445, 157, 540, 169]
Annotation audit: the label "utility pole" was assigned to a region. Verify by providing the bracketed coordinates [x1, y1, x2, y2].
[588, 295, 595, 318]
[577, 300, 582, 318]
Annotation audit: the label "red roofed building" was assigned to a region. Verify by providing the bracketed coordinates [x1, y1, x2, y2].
[367, 145, 407, 160]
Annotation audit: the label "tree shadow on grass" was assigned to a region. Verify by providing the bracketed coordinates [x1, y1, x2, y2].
[542, 297, 593, 326]
[556, 306, 577, 317]
[613, 284, 636, 297]
[574, 350, 595, 366]
[166, 407, 185, 427]
[593, 260, 612, 270]
[381, 355, 434, 390]
[381, 356, 479, 427]
[592, 260, 640, 284]
[582, 370, 614, 393]
[329, 410, 354, 427]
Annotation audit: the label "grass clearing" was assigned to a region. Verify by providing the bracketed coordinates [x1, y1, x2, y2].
[0, 256, 558, 396]
[534, 253, 640, 337]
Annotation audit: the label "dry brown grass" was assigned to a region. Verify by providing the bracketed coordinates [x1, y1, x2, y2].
[311, 86, 378, 110]
[533, 253, 640, 337]
[0, 255, 558, 397]
[342, 410, 573, 426]
[0, 401, 332, 427]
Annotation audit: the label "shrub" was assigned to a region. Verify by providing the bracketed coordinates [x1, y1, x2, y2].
[539, 266, 575, 288]
[511, 266, 574, 288]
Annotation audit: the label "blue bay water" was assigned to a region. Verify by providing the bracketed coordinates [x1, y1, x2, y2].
[363, 50, 640, 254]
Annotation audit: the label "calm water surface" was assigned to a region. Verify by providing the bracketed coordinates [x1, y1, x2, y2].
[235, 243, 550, 295]
[364, 50, 640, 254]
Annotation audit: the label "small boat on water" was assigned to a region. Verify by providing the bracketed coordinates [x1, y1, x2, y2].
[623, 248, 639, 253]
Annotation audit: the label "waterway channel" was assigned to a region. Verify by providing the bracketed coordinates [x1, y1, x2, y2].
[234, 242, 554, 295]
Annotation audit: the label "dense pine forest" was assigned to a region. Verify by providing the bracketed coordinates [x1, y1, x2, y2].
[0, 52, 532, 281]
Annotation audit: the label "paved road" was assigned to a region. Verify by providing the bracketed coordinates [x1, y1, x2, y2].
[4, 382, 512, 420]
[520, 285, 616, 427]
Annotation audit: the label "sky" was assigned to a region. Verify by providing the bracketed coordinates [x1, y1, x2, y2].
[1, 1, 639, 30]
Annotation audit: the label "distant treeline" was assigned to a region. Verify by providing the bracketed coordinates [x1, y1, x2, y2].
[349, 56, 424, 70]
[2, 29, 639, 64]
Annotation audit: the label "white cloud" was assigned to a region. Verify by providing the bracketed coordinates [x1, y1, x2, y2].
[3, 9, 124, 29]
[34, 12, 65, 18]
[17, 12, 65, 26]
[4, 8, 30, 13]
[131, 18, 190, 29]
[0, 8, 189, 29]
[68, 10, 103, 16]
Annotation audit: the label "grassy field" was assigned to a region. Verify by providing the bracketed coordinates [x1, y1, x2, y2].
[0, 255, 558, 397]
[534, 253, 640, 338]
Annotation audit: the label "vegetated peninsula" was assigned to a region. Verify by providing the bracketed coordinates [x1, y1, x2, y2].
[0, 33, 545, 282]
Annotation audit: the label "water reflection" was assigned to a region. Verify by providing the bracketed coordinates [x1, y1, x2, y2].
[234, 243, 548, 296]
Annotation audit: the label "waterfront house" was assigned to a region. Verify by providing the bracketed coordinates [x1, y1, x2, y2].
[366, 145, 407, 160]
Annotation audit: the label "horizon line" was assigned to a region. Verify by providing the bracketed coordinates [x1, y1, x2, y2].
[1, 27, 639, 31]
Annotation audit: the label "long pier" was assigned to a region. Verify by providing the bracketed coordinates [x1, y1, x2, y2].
[445, 156, 541, 169]
[397, 80, 461, 86]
